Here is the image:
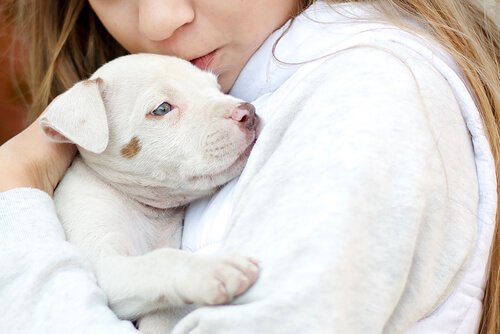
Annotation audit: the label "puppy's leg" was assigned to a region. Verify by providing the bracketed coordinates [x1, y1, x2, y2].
[95, 249, 259, 320]
[55, 161, 259, 325]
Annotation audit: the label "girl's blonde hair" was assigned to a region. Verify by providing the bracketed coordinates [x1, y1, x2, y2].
[4, 0, 499, 332]
[3, 0, 127, 119]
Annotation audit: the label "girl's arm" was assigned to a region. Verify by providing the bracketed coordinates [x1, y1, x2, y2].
[0, 117, 75, 194]
[0, 123, 138, 333]
[173, 46, 478, 333]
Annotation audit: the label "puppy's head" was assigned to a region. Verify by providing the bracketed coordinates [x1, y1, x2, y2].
[41, 54, 258, 206]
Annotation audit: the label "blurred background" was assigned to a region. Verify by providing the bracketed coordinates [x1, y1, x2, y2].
[0, 1, 498, 145]
[0, 8, 26, 145]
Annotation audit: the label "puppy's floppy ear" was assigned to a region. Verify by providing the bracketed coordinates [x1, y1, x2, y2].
[40, 77, 109, 154]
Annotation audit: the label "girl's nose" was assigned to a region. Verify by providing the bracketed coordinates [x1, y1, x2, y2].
[138, 0, 195, 41]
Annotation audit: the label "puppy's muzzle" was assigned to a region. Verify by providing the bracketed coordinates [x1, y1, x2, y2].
[230, 103, 258, 130]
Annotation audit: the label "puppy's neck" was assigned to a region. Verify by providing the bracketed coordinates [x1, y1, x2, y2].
[80, 157, 205, 210]
[111, 181, 195, 210]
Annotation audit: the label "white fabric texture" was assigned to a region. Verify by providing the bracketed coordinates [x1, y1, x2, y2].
[0, 188, 139, 334]
[0, 1, 496, 333]
[181, 2, 497, 333]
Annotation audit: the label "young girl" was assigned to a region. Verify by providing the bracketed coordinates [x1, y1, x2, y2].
[0, 1, 498, 333]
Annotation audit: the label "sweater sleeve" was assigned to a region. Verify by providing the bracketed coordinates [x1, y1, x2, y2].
[0, 188, 138, 334]
[172, 46, 478, 333]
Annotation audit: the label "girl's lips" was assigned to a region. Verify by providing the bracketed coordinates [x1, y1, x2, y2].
[190, 50, 217, 71]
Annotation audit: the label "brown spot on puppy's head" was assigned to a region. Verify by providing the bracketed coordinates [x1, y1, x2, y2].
[121, 136, 141, 159]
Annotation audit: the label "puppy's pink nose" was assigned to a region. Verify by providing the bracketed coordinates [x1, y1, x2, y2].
[230, 103, 257, 130]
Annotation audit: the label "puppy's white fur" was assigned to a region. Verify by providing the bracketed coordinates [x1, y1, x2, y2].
[40, 54, 259, 334]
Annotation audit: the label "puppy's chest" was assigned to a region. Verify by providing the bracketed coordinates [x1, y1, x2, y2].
[129, 205, 185, 253]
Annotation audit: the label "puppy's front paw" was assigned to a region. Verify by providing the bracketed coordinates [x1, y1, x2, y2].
[185, 254, 259, 305]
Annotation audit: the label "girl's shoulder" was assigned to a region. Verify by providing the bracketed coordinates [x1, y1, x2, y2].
[261, 41, 456, 123]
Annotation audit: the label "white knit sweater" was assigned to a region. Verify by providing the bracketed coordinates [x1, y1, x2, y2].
[0, 2, 496, 334]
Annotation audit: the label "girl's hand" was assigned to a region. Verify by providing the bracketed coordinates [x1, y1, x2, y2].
[0, 118, 76, 196]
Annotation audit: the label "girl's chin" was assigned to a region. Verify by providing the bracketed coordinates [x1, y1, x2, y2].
[218, 72, 239, 93]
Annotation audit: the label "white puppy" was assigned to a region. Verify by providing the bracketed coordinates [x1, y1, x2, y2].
[40, 54, 260, 334]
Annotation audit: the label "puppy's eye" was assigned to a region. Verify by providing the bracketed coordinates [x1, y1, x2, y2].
[151, 102, 173, 116]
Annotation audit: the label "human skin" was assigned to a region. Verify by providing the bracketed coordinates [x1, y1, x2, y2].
[0, 0, 297, 194]
[89, 0, 296, 92]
